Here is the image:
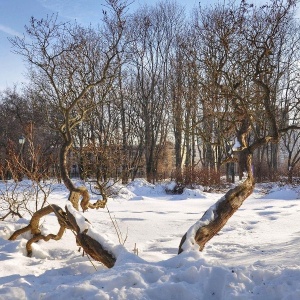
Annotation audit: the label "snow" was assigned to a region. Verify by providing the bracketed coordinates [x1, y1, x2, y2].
[181, 197, 221, 252]
[232, 138, 241, 151]
[0, 179, 300, 299]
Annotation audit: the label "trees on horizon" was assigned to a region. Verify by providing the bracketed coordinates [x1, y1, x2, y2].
[1, 0, 300, 267]
[1, 0, 299, 185]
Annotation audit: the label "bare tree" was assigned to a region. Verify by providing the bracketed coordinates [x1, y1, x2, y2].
[8, 0, 129, 267]
[179, 0, 300, 253]
[127, 1, 184, 182]
[282, 128, 300, 182]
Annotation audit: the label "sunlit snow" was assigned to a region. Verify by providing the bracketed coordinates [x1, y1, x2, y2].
[0, 179, 300, 299]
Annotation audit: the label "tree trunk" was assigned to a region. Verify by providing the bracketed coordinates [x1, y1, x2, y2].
[9, 203, 117, 267]
[65, 205, 116, 268]
[178, 152, 255, 253]
[59, 138, 90, 211]
[288, 166, 293, 183]
[238, 151, 247, 180]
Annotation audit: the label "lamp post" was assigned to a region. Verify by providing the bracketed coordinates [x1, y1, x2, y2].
[19, 136, 25, 157]
[18, 136, 25, 181]
[228, 138, 240, 184]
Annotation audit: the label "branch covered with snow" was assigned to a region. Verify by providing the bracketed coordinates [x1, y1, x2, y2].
[65, 202, 127, 267]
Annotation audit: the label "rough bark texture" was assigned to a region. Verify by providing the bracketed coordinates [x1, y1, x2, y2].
[8, 204, 71, 257]
[68, 188, 91, 212]
[9, 205, 55, 240]
[30, 205, 55, 235]
[69, 191, 81, 211]
[26, 226, 66, 257]
[77, 233, 116, 268]
[178, 114, 256, 253]
[178, 153, 255, 254]
[9, 204, 116, 268]
[65, 206, 116, 268]
[60, 140, 91, 211]
[8, 224, 31, 241]
[179, 175, 254, 253]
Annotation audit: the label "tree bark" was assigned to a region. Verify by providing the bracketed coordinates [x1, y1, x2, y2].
[65, 205, 116, 268]
[26, 226, 66, 257]
[9, 205, 55, 240]
[178, 152, 254, 253]
[9, 203, 117, 267]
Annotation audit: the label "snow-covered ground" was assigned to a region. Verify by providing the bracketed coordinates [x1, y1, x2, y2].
[0, 179, 300, 299]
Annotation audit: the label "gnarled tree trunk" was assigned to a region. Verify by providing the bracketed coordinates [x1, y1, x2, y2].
[178, 152, 254, 253]
[8, 203, 117, 267]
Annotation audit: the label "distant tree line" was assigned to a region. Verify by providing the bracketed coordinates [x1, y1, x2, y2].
[0, 0, 300, 188]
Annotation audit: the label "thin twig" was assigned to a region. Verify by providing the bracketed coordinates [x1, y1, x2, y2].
[106, 204, 127, 245]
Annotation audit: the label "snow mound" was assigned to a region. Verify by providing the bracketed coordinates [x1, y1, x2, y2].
[182, 188, 206, 199]
[127, 179, 166, 197]
[264, 187, 299, 200]
[165, 181, 177, 191]
[1, 250, 299, 300]
[117, 187, 136, 200]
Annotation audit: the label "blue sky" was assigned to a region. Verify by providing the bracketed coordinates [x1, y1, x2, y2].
[0, 0, 265, 90]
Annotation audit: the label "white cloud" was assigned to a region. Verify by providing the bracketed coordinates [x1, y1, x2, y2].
[0, 24, 23, 38]
[37, 0, 103, 25]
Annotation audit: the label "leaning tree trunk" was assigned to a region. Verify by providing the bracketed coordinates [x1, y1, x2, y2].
[178, 116, 255, 254]
[178, 151, 255, 253]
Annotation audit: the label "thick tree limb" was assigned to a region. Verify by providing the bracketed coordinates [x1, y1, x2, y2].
[179, 149, 255, 253]
[26, 226, 66, 257]
[8, 224, 31, 241]
[9, 205, 55, 240]
[65, 205, 116, 268]
[178, 174, 254, 253]
[8, 203, 117, 267]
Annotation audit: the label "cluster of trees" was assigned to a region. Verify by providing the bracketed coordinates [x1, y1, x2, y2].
[1, 0, 299, 187]
[2, 0, 300, 266]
